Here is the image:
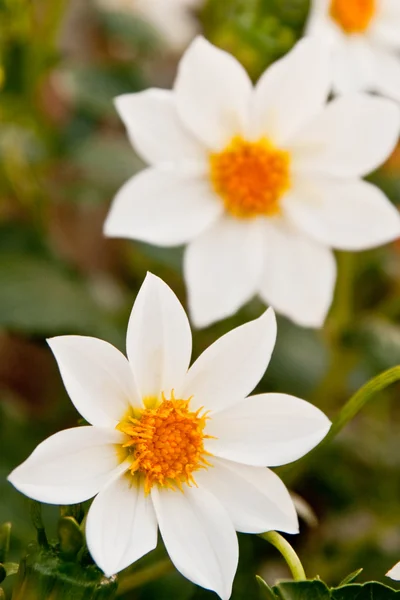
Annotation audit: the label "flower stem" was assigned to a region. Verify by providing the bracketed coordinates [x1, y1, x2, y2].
[259, 532, 306, 581]
[324, 365, 400, 444]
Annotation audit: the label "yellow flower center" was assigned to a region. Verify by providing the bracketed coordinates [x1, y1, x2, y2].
[117, 393, 212, 493]
[329, 0, 376, 33]
[209, 136, 291, 219]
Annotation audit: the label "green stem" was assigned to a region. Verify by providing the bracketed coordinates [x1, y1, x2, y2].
[116, 560, 172, 596]
[259, 532, 306, 581]
[324, 365, 400, 444]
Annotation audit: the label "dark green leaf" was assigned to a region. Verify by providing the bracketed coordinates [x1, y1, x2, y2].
[332, 582, 400, 599]
[273, 580, 331, 600]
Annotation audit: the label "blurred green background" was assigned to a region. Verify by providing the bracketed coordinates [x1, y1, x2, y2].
[0, 0, 400, 598]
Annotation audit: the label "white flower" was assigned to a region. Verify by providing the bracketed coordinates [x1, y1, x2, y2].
[104, 36, 400, 329]
[96, 0, 201, 52]
[8, 273, 330, 599]
[306, 0, 400, 100]
[387, 561, 400, 580]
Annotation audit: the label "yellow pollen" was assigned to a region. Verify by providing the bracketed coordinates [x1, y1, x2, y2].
[117, 392, 213, 493]
[209, 136, 290, 219]
[330, 0, 376, 33]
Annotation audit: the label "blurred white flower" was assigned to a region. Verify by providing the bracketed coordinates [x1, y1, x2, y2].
[104, 36, 400, 328]
[8, 273, 330, 599]
[387, 561, 400, 580]
[306, 0, 400, 99]
[96, 0, 202, 52]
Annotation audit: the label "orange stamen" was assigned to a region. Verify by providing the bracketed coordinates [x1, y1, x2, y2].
[330, 0, 376, 33]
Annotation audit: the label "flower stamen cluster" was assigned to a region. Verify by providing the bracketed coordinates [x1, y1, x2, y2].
[117, 392, 213, 493]
[329, 0, 376, 33]
[210, 136, 290, 219]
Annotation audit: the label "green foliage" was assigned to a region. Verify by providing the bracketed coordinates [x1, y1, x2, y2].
[257, 578, 400, 600]
[11, 544, 118, 600]
[202, 0, 310, 78]
[0, 247, 122, 339]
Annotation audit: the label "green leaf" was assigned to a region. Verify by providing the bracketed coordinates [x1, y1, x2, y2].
[72, 135, 143, 194]
[273, 580, 331, 600]
[256, 575, 278, 599]
[271, 580, 400, 600]
[0, 253, 118, 338]
[64, 64, 144, 118]
[338, 569, 363, 586]
[332, 582, 400, 599]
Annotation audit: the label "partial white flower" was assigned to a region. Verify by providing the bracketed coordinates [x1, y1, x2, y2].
[306, 0, 400, 100]
[96, 0, 202, 52]
[8, 273, 331, 599]
[104, 36, 400, 328]
[387, 561, 400, 580]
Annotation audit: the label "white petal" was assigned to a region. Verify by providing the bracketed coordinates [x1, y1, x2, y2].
[197, 457, 298, 534]
[104, 167, 222, 246]
[332, 37, 376, 95]
[205, 393, 331, 467]
[181, 308, 276, 413]
[184, 216, 265, 328]
[8, 427, 125, 504]
[305, 0, 343, 45]
[374, 49, 400, 103]
[250, 38, 332, 144]
[86, 474, 157, 576]
[291, 94, 400, 178]
[151, 484, 238, 600]
[174, 36, 252, 149]
[47, 336, 139, 427]
[127, 273, 192, 400]
[259, 220, 336, 328]
[370, 3, 400, 51]
[387, 561, 400, 581]
[114, 89, 205, 165]
[283, 178, 400, 251]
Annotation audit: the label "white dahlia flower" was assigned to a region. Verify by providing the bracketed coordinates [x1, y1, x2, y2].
[306, 0, 400, 100]
[8, 273, 330, 599]
[105, 37, 400, 328]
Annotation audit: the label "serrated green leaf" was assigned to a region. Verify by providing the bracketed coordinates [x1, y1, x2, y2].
[273, 580, 331, 600]
[256, 575, 278, 599]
